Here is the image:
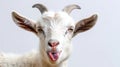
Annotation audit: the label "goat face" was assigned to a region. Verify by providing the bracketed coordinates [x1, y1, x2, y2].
[12, 4, 98, 64]
[36, 12, 74, 64]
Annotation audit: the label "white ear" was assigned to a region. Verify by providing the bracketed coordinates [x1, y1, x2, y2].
[12, 11, 37, 34]
[73, 14, 98, 37]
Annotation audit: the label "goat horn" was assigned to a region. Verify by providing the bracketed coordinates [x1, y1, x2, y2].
[32, 4, 48, 14]
[63, 4, 81, 14]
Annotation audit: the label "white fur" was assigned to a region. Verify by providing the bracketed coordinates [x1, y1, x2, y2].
[0, 8, 97, 67]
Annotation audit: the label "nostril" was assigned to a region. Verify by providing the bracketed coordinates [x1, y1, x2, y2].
[54, 42, 59, 46]
[56, 42, 59, 46]
[48, 40, 59, 47]
[48, 42, 52, 47]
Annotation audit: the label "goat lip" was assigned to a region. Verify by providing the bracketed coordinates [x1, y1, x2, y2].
[47, 51, 61, 62]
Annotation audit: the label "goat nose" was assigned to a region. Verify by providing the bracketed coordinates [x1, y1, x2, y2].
[48, 39, 59, 47]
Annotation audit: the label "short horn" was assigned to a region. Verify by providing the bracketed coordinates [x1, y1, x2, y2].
[63, 4, 81, 14]
[32, 4, 48, 14]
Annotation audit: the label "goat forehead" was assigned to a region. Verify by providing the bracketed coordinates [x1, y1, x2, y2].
[39, 11, 75, 27]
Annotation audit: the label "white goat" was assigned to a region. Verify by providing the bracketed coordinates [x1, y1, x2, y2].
[0, 4, 98, 67]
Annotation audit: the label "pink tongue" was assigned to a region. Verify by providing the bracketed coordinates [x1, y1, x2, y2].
[49, 52, 59, 61]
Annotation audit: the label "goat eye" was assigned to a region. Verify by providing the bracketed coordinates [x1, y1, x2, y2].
[68, 28, 74, 32]
[65, 28, 74, 35]
[38, 28, 42, 32]
[37, 28, 44, 33]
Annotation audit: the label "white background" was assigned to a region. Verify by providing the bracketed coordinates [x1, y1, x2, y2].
[0, 0, 120, 67]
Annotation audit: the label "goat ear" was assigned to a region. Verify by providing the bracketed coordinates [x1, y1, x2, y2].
[12, 11, 37, 34]
[73, 14, 98, 37]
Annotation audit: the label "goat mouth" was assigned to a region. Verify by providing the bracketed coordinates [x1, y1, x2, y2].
[47, 51, 61, 62]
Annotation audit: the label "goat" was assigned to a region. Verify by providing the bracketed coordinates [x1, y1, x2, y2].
[0, 4, 98, 67]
